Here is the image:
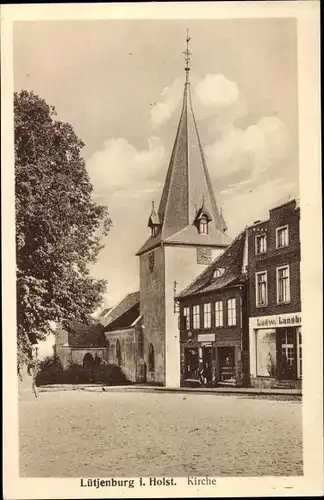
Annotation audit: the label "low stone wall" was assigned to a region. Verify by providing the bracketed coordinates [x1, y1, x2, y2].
[250, 376, 302, 390]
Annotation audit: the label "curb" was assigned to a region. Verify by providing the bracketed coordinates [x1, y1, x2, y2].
[38, 384, 302, 397]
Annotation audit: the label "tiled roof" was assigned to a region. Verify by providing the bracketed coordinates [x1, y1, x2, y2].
[136, 72, 230, 256]
[177, 230, 247, 298]
[100, 291, 140, 328]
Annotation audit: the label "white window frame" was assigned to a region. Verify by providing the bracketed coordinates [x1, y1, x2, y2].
[255, 271, 268, 307]
[192, 305, 200, 330]
[183, 306, 190, 330]
[215, 301, 223, 327]
[255, 234, 267, 254]
[276, 225, 289, 249]
[199, 218, 208, 235]
[203, 303, 211, 329]
[297, 327, 302, 379]
[227, 298, 236, 327]
[276, 265, 291, 304]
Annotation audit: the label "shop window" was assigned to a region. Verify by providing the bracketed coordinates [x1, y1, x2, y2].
[256, 329, 277, 377]
[182, 306, 190, 330]
[277, 265, 290, 303]
[192, 305, 200, 329]
[256, 271, 268, 307]
[148, 343, 155, 372]
[215, 301, 223, 327]
[116, 339, 122, 366]
[255, 234, 267, 254]
[278, 328, 297, 380]
[203, 303, 211, 328]
[276, 225, 289, 248]
[227, 298, 236, 326]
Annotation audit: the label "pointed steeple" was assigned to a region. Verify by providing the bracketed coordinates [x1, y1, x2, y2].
[137, 33, 231, 255]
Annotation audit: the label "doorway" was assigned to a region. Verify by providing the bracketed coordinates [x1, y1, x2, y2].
[184, 347, 199, 381]
[218, 346, 235, 383]
[201, 345, 213, 385]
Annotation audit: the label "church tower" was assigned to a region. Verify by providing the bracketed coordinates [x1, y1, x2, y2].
[136, 33, 232, 387]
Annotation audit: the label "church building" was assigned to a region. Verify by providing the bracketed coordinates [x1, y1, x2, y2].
[136, 37, 231, 387]
[54, 36, 231, 388]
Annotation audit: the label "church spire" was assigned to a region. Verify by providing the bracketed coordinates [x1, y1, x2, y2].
[137, 33, 231, 256]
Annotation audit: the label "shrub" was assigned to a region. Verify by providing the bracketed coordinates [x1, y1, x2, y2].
[35, 355, 63, 386]
[36, 356, 129, 386]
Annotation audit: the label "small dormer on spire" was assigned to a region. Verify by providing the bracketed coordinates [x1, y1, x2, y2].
[219, 207, 228, 233]
[193, 196, 212, 235]
[148, 201, 161, 237]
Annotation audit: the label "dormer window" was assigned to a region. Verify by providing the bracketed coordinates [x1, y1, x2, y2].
[213, 268, 225, 278]
[148, 201, 161, 238]
[199, 217, 208, 235]
[194, 198, 212, 235]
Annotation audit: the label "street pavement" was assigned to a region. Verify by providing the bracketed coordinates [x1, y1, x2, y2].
[19, 390, 302, 477]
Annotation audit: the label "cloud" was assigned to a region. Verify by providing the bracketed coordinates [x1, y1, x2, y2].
[87, 136, 166, 196]
[195, 73, 239, 109]
[206, 116, 290, 181]
[150, 73, 242, 128]
[150, 77, 183, 128]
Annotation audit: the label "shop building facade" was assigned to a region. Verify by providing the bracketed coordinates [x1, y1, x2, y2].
[247, 199, 302, 389]
[177, 230, 250, 387]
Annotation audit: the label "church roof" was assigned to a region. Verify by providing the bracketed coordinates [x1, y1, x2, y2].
[100, 291, 140, 329]
[137, 55, 231, 256]
[177, 229, 247, 299]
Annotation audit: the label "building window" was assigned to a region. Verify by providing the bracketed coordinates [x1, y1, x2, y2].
[255, 234, 267, 254]
[193, 305, 200, 329]
[227, 298, 236, 326]
[280, 328, 294, 369]
[297, 327, 302, 379]
[277, 265, 290, 303]
[203, 303, 211, 329]
[138, 329, 144, 358]
[148, 343, 155, 372]
[116, 339, 122, 366]
[199, 217, 208, 235]
[276, 225, 289, 248]
[183, 306, 190, 330]
[256, 271, 268, 307]
[215, 301, 223, 327]
[213, 268, 224, 278]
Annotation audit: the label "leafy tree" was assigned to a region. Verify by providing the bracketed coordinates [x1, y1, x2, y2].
[15, 90, 112, 374]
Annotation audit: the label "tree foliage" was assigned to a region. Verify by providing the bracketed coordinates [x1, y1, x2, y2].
[15, 90, 112, 372]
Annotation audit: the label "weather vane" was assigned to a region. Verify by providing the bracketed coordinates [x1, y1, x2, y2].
[183, 28, 192, 71]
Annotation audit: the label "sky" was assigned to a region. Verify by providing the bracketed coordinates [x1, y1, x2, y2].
[14, 18, 299, 354]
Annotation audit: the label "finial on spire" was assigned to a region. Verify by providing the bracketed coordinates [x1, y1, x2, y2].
[183, 28, 192, 74]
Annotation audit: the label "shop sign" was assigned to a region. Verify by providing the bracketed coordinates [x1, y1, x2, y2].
[254, 313, 302, 328]
[198, 333, 215, 343]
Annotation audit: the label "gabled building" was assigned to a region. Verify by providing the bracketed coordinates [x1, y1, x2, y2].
[136, 39, 231, 387]
[247, 199, 302, 389]
[176, 230, 249, 387]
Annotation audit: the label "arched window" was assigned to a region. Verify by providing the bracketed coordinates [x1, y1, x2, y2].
[148, 343, 155, 372]
[199, 217, 208, 235]
[138, 329, 144, 359]
[116, 339, 122, 366]
[83, 352, 94, 370]
[213, 268, 225, 278]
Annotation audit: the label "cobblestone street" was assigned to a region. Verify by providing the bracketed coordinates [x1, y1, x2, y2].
[19, 390, 302, 477]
